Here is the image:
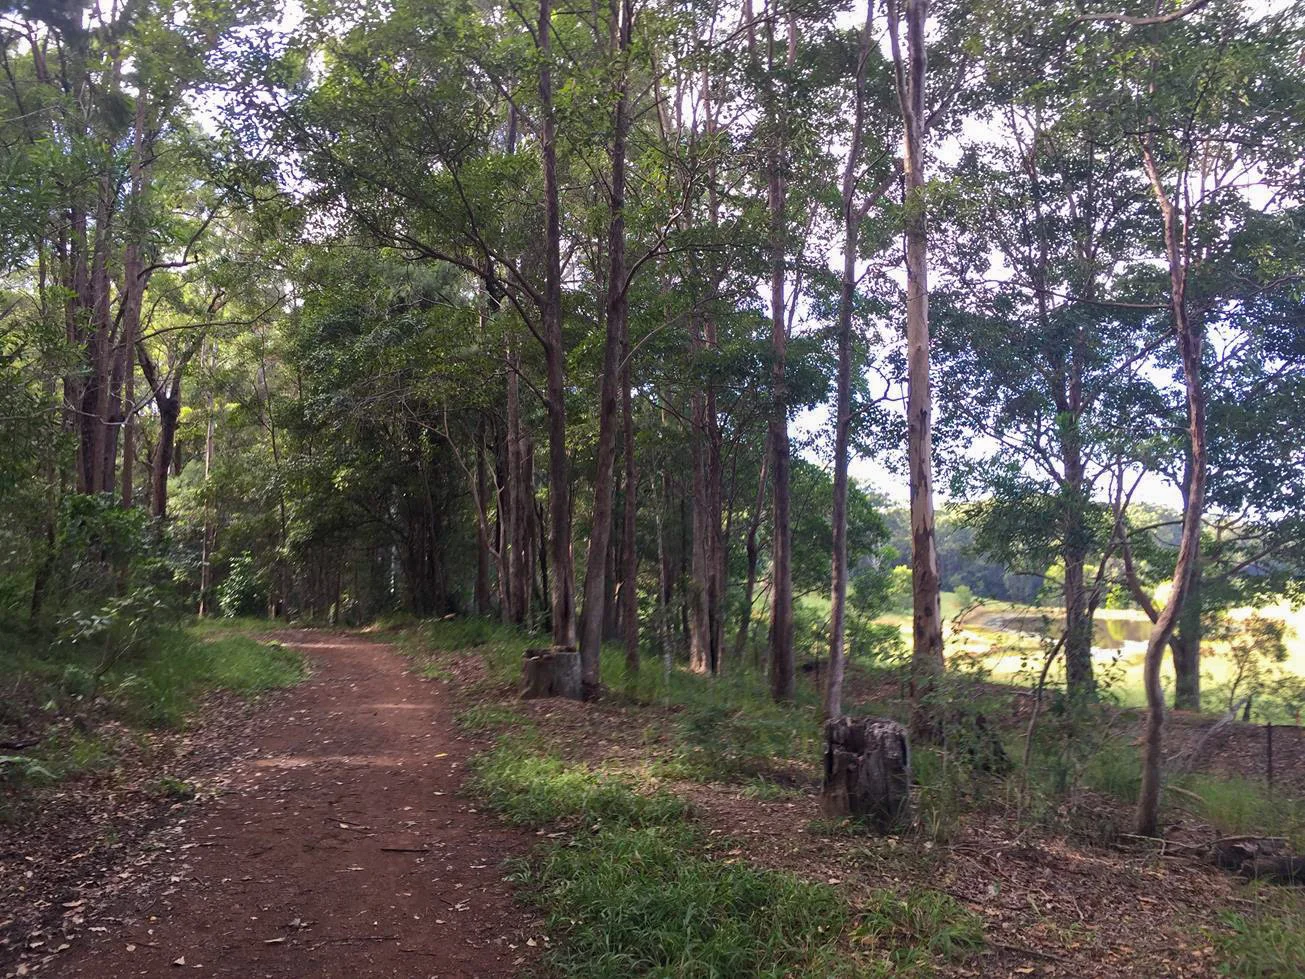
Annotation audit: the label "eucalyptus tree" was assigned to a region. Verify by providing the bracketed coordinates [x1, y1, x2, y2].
[1074, 0, 1305, 836]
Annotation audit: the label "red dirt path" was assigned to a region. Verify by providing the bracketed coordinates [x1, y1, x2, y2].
[51, 631, 540, 978]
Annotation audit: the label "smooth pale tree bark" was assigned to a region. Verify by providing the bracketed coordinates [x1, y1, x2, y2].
[577, 0, 633, 698]
[539, 0, 577, 649]
[1135, 139, 1207, 838]
[887, 0, 944, 734]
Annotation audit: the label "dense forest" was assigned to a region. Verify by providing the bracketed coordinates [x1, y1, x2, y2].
[3, 0, 1305, 974]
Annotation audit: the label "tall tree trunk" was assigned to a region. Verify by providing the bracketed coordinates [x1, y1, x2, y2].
[120, 95, 149, 509]
[151, 389, 180, 518]
[733, 443, 769, 663]
[1135, 143, 1207, 839]
[621, 334, 639, 676]
[475, 424, 493, 616]
[198, 344, 217, 617]
[1171, 463, 1202, 710]
[504, 338, 533, 624]
[577, 0, 632, 697]
[539, 0, 577, 649]
[82, 185, 115, 496]
[826, 1, 875, 722]
[1062, 428, 1095, 699]
[889, 0, 944, 734]
[688, 61, 726, 677]
[657, 470, 674, 672]
[765, 9, 796, 702]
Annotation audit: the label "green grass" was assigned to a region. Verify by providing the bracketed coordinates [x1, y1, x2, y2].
[474, 742, 855, 977]
[0, 622, 304, 804]
[399, 616, 822, 786]
[1175, 775, 1305, 850]
[1212, 895, 1305, 978]
[470, 739, 984, 978]
[852, 887, 985, 977]
[106, 629, 305, 728]
[394, 617, 530, 689]
[512, 823, 857, 979]
[455, 703, 529, 734]
[469, 743, 687, 828]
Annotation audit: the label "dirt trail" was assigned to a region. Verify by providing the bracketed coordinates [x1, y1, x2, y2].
[54, 631, 538, 979]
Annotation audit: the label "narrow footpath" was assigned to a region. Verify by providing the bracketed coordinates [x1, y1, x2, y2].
[55, 631, 539, 978]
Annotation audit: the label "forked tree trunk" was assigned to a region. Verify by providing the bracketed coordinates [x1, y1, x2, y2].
[1135, 141, 1208, 838]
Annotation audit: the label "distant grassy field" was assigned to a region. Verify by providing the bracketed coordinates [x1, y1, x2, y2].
[855, 592, 1305, 717]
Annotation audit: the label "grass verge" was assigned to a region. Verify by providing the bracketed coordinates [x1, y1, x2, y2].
[1211, 893, 1305, 978]
[469, 740, 982, 978]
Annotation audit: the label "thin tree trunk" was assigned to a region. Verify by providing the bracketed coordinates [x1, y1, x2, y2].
[539, 0, 576, 649]
[577, 0, 632, 697]
[119, 96, 149, 509]
[765, 9, 796, 702]
[733, 443, 769, 663]
[198, 343, 217, 617]
[621, 333, 639, 676]
[475, 423, 493, 616]
[1135, 141, 1207, 839]
[888, 0, 944, 734]
[826, 0, 875, 722]
[1171, 468, 1202, 710]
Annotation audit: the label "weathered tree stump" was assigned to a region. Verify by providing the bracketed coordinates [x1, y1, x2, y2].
[821, 717, 911, 832]
[520, 647, 581, 700]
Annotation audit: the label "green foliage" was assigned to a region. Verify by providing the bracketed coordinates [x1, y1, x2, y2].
[1213, 898, 1305, 979]
[671, 700, 815, 781]
[1177, 776, 1305, 851]
[0, 755, 55, 787]
[1208, 613, 1291, 718]
[216, 551, 266, 618]
[454, 704, 527, 733]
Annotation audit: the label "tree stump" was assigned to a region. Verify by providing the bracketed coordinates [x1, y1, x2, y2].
[821, 717, 911, 832]
[520, 647, 581, 700]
